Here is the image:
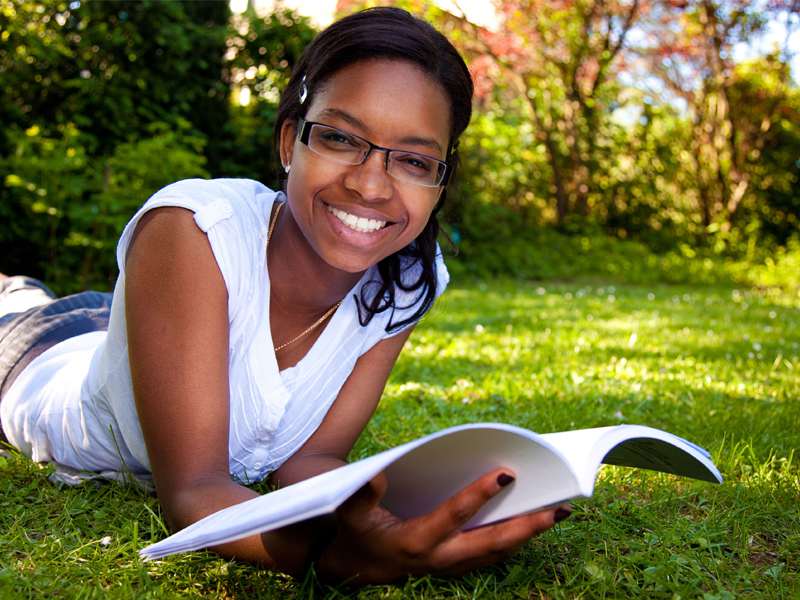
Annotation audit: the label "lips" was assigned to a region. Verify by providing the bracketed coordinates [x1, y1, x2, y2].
[325, 204, 389, 234]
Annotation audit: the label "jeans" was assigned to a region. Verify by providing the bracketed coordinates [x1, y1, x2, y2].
[0, 277, 112, 440]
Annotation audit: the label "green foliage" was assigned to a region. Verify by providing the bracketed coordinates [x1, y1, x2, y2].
[443, 200, 799, 295]
[219, 8, 316, 185]
[745, 238, 800, 290]
[450, 104, 549, 221]
[601, 100, 701, 249]
[0, 0, 314, 290]
[0, 0, 230, 289]
[0, 0, 229, 154]
[1, 123, 208, 291]
[725, 57, 800, 246]
[2, 280, 798, 597]
[69, 125, 210, 290]
[1, 124, 96, 286]
[0, 0, 796, 292]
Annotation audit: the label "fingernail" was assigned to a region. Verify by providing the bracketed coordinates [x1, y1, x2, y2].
[554, 508, 572, 523]
[497, 473, 515, 487]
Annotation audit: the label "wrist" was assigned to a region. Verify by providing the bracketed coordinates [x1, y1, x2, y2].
[269, 514, 338, 577]
[305, 514, 338, 571]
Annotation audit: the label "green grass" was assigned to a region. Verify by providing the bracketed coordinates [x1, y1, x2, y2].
[2, 279, 798, 598]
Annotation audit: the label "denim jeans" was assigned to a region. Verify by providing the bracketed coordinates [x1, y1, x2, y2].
[0, 277, 112, 440]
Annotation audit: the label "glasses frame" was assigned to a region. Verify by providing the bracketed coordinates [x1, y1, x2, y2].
[296, 118, 450, 188]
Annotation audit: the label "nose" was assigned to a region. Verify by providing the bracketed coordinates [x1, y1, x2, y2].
[343, 147, 394, 201]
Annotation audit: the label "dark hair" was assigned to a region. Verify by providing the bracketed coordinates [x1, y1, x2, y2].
[275, 7, 473, 333]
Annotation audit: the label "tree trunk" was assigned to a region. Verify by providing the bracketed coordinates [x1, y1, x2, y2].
[530, 102, 570, 223]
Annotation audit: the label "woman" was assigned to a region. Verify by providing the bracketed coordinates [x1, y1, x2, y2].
[0, 7, 568, 583]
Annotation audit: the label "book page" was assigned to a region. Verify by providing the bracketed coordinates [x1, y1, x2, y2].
[141, 423, 581, 558]
[597, 426, 722, 482]
[542, 426, 722, 493]
[382, 425, 583, 529]
[540, 427, 620, 493]
[141, 423, 720, 560]
[140, 448, 408, 559]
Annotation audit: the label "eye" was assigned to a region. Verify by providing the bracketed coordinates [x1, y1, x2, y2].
[318, 128, 357, 148]
[396, 153, 434, 173]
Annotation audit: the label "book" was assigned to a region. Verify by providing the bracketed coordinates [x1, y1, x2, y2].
[140, 423, 722, 560]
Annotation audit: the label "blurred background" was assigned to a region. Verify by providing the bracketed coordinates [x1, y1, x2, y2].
[1, 0, 798, 293]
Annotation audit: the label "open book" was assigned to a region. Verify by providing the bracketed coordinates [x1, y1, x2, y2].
[140, 423, 722, 560]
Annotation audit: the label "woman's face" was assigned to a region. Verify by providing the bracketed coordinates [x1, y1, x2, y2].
[280, 59, 452, 274]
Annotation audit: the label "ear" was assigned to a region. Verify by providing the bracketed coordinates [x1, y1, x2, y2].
[279, 120, 297, 169]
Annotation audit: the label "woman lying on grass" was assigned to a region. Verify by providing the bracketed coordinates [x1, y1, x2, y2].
[0, 7, 569, 583]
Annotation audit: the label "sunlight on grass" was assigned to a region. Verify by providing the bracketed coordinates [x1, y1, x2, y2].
[1, 279, 798, 598]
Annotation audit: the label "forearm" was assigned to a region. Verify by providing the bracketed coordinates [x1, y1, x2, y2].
[162, 475, 322, 574]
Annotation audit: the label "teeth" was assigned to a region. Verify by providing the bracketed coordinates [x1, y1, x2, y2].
[327, 205, 386, 233]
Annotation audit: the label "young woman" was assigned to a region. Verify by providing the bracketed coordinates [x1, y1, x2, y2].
[0, 7, 568, 583]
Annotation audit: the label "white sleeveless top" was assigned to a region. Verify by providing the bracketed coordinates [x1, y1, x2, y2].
[1, 179, 449, 484]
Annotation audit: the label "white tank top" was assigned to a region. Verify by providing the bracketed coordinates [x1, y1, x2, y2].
[1, 179, 449, 484]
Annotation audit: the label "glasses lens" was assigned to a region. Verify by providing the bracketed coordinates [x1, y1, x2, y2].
[388, 151, 446, 187]
[308, 124, 366, 165]
[303, 122, 447, 187]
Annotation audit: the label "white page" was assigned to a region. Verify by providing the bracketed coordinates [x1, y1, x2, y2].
[382, 424, 582, 529]
[140, 446, 408, 559]
[141, 424, 576, 559]
[542, 425, 722, 493]
[540, 427, 619, 493]
[141, 423, 721, 560]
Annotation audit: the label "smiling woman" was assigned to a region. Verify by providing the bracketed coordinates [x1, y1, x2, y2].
[0, 7, 566, 584]
[276, 59, 449, 280]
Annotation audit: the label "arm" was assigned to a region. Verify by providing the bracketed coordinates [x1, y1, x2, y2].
[125, 207, 312, 572]
[271, 310, 567, 584]
[126, 207, 564, 582]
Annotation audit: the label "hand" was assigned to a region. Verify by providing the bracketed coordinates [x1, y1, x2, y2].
[315, 468, 570, 584]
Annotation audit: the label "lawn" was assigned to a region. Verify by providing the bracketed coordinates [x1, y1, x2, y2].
[1, 279, 798, 598]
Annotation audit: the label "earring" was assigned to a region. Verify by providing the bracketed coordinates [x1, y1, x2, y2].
[283, 164, 291, 174]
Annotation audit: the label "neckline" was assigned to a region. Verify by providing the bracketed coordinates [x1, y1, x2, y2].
[263, 196, 370, 375]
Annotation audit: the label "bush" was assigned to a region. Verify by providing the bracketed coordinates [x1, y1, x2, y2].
[443, 200, 799, 291]
[1, 124, 96, 287]
[0, 123, 208, 292]
[743, 238, 800, 291]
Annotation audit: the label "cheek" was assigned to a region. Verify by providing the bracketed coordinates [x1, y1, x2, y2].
[405, 199, 439, 238]
[286, 157, 339, 202]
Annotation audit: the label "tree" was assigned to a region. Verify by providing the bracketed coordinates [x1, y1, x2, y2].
[725, 56, 800, 244]
[455, 0, 646, 223]
[219, 5, 317, 185]
[640, 0, 798, 233]
[0, 0, 229, 288]
[1, 0, 229, 157]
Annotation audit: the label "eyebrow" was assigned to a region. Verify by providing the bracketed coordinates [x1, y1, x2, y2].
[316, 108, 444, 154]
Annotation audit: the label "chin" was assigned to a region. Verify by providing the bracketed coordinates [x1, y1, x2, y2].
[321, 251, 385, 275]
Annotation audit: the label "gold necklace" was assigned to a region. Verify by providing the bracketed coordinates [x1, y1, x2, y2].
[267, 202, 342, 353]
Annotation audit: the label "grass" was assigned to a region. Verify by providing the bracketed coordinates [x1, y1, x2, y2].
[1, 279, 798, 598]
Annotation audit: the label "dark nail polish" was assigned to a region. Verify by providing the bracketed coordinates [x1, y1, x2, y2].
[554, 508, 572, 523]
[497, 473, 515, 487]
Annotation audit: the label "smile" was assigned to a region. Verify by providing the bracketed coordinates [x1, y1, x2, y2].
[326, 205, 387, 233]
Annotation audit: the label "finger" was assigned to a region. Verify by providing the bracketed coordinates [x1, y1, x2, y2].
[336, 472, 389, 522]
[427, 507, 560, 571]
[554, 503, 573, 524]
[409, 468, 516, 548]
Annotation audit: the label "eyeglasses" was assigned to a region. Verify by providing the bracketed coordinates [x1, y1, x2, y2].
[297, 118, 450, 188]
